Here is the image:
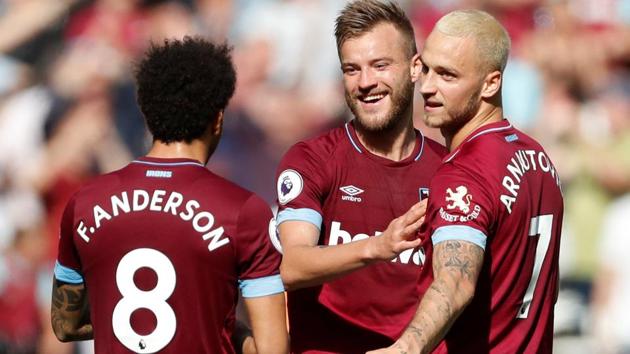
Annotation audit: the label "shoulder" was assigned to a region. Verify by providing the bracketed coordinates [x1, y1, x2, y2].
[196, 170, 260, 205]
[70, 167, 128, 204]
[447, 132, 509, 173]
[281, 125, 349, 165]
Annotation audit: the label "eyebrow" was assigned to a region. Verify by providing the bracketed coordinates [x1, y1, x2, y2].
[420, 55, 459, 74]
[342, 56, 395, 66]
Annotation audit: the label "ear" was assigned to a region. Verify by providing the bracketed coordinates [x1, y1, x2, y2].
[410, 53, 421, 83]
[480, 70, 502, 98]
[212, 111, 224, 136]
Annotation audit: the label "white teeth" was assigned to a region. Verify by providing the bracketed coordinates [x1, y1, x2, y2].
[362, 94, 385, 102]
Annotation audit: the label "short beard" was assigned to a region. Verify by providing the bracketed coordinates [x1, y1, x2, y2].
[440, 89, 482, 135]
[346, 79, 414, 134]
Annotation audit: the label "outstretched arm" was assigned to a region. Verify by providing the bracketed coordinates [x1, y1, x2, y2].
[368, 239, 484, 354]
[51, 278, 93, 342]
[279, 200, 426, 290]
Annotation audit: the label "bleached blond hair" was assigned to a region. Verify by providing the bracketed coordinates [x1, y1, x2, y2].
[435, 9, 510, 72]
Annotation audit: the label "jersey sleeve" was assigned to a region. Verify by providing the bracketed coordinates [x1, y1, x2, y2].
[235, 194, 284, 298]
[275, 142, 328, 230]
[54, 196, 84, 284]
[426, 165, 496, 250]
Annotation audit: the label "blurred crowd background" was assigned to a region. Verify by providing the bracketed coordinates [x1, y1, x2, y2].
[0, 0, 629, 353]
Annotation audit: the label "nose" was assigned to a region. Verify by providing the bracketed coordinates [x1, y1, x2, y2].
[358, 69, 377, 92]
[419, 71, 436, 97]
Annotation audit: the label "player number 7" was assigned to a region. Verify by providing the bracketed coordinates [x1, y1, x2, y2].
[517, 214, 553, 319]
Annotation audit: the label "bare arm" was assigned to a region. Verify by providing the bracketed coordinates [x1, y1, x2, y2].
[243, 293, 289, 354]
[51, 278, 93, 342]
[279, 201, 426, 290]
[368, 239, 484, 354]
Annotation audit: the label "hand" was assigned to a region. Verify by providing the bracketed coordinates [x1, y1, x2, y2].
[368, 200, 427, 261]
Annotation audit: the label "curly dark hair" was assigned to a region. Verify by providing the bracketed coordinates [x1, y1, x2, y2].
[135, 36, 236, 143]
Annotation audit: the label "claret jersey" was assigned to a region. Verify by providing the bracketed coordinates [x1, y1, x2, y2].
[54, 157, 283, 354]
[276, 121, 447, 353]
[422, 120, 564, 354]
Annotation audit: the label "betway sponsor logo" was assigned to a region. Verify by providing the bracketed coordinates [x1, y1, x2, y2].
[339, 185, 363, 202]
[328, 221, 424, 266]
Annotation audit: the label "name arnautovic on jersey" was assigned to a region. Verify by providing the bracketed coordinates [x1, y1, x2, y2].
[500, 149, 562, 214]
[328, 221, 425, 265]
[75, 189, 229, 251]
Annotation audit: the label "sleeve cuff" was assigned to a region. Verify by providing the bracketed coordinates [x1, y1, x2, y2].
[432, 225, 487, 250]
[54, 261, 84, 284]
[239, 274, 284, 298]
[277, 208, 322, 230]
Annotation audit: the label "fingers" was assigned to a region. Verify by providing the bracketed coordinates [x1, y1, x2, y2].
[401, 237, 422, 250]
[402, 199, 428, 224]
[407, 215, 425, 231]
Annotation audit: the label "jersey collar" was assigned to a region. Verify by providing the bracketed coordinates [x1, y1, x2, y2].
[344, 120, 426, 166]
[443, 119, 513, 163]
[132, 156, 206, 167]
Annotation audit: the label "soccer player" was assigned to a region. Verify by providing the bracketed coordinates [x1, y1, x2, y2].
[50, 37, 288, 354]
[369, 10, 564, 354]
[275, 1, 447, 353]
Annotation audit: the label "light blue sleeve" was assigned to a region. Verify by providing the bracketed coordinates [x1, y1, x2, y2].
[239, 274, 284, 298]
[54, 261, 84, 284]
[432, 225, 487, 250]
[277, 208, 322, 230]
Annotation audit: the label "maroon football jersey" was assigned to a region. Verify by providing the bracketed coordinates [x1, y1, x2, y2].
[275, 121, 447, 353]
[55, 157, 283, 354]
[420, 120, 563, 354]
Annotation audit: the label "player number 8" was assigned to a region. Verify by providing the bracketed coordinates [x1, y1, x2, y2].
[112, 248, 176, 353]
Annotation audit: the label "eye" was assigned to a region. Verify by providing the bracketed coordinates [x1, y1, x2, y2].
[439, 71, 456, 81]
[374, 62, 389, 70]
[342, 66, 358, 75]
[420, 64, 429, 74]
[440, 72, 456, 81]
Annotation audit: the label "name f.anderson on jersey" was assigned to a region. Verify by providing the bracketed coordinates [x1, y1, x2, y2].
[75, 189, 229, 252]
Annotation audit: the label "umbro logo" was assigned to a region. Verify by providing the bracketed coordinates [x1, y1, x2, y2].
[339, 185, 363, 202]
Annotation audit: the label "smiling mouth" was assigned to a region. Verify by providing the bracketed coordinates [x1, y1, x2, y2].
[359, 93, 387, 104]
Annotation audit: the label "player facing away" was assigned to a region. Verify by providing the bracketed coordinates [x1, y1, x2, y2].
[275, 1, 447, 353]
[50, 37, 288, 354]
[368, 10, 564, 354]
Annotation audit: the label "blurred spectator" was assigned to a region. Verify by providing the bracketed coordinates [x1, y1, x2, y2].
[592, 194, 630, 354]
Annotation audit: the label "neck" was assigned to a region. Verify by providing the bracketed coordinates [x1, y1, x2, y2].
[443, 104, 503, 151]
[146, 139, 210, 165]
[354, 114, 416, 161]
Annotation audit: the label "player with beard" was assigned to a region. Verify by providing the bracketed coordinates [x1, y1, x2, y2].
[274, 1, 447, 353]
[369, 10, 563, 354]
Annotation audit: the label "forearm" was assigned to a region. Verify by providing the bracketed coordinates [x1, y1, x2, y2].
[280, 238, 379, 290]
[279, 202, 425, 290]
[51, 321, 93, 342]
[398, 270, 474, 353]
[394, 240, 483, 353]
[51, 279, 93, 342]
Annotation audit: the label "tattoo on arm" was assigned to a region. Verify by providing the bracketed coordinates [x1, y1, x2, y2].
[435, 240, 484, 281]
[51, 278, 93, 341]
[401, 240, 484, 353]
